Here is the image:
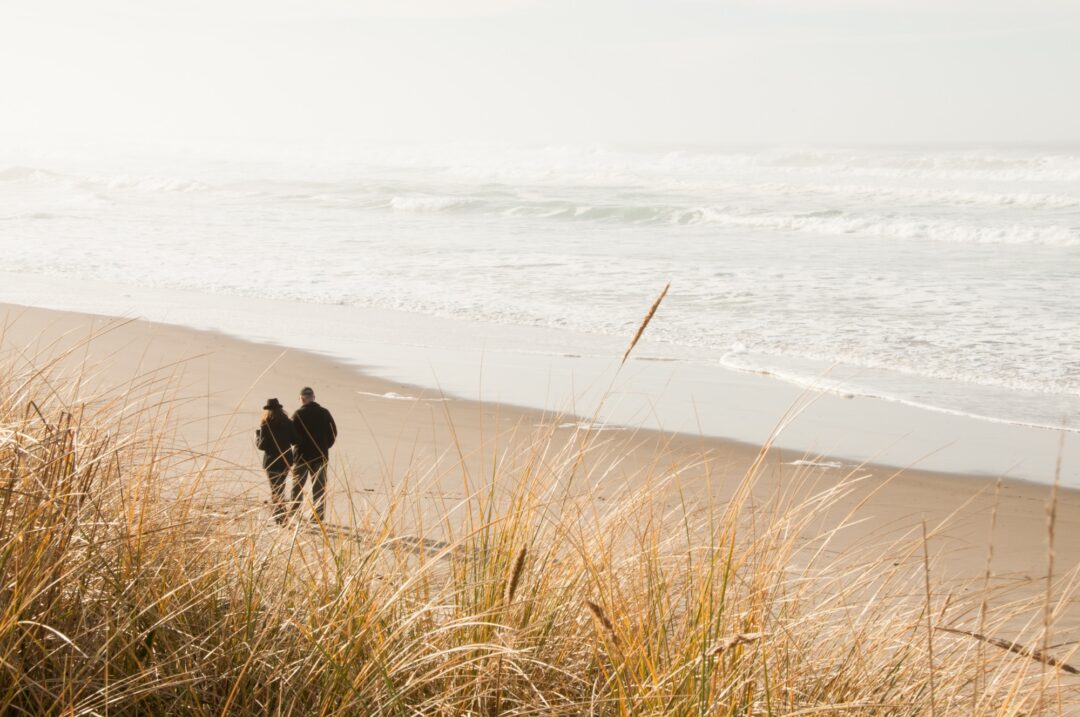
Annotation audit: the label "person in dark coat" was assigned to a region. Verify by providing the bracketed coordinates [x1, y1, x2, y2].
[291, 386, 337, 521]
[256, 398, 299, 524]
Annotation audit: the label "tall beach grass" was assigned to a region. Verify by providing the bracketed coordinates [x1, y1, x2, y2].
[0, 326, 1077, 715]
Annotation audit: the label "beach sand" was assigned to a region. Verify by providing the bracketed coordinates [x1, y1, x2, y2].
[3, 302, 1078, 631]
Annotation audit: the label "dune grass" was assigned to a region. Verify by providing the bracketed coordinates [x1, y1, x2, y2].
[0, 336, 1078, 715]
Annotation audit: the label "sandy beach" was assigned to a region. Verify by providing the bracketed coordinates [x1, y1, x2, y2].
[3, 301, 1080, 712]
[5, 301, 1077, 589]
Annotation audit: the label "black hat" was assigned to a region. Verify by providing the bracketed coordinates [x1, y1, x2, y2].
[263, 398, 283, 410]
[299, 386, 314, 397]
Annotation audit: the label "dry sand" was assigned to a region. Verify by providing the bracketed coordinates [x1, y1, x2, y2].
[3, 302, 1078, 632]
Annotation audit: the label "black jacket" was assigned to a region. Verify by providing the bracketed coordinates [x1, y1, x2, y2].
[257, 414, 299, 471]
[292, 402, 337, 462]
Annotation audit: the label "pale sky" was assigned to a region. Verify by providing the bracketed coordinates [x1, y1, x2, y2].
[2, 0, 1078, 148]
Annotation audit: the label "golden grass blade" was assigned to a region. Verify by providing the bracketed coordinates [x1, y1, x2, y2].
[620, 282, 670, 366]
[937, 627, 1080, 675]
[922, 519, 937, 717]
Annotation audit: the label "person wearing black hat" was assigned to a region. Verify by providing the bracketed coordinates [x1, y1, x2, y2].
[256, 398, 299, 524]
[291, 386, 337, 521]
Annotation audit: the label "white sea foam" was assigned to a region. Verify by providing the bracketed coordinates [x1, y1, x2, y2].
[95, 175, 210, 193]
[389, 195, 471, 212]
[0, 166, 58, 182]
[788, 183, 1080, 210]
[555, 421, 630, 432]
[356, 390, 448, 402]
[785, 459, 845, 469]
[689, 209, 1079, 246]
[357, 390, 414, 400]
[0, 142, 1077, 433]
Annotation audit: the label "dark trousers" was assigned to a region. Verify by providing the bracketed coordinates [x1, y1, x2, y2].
[292, 457, 327, 520]
[266, 467, 289, 523]
[263, 454, 291, 524]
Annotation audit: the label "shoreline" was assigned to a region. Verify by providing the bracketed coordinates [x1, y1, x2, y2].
[2, 300, 1079, 592]
[0, 272, 1076, 485]
[7, 303, 1079, 712]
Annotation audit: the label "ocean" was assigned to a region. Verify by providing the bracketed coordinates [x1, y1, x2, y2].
[2, 142, 1078, 435]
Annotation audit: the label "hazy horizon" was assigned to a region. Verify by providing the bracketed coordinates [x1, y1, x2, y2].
[3, 0, 1078, 149]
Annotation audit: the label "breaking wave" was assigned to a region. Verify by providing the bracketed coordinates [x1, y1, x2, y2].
[354, 194, 1080, 246]
[389, 195, 474, 212]
[2, 142, 1078, 433]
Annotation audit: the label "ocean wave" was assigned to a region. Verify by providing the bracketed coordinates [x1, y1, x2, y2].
[721, 345, 1075, 406]
[0, 165, 61, 182]
[740, 182, 1080, 210]
[785, 459, 845, 469]
[389, 195, 473, 212]
[3, 163, 1075, 248]
[383, 196, 1078, 246]
[6, 143, 1080, 192]
[89, 175, 212, 193]
[694, 148, 1080, 183]
[410, 146, 1080, 185]
[0, 164, 217, 194]
[716, 354, 1080, 434]
[0, 211, 72, 221]
[688, 208, 1080, 246]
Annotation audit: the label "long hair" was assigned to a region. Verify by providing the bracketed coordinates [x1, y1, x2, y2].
[261, 406, 290, 428]
[259, 406, 292, 459]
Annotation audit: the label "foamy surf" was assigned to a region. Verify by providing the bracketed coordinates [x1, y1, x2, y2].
[0, 141, 1076, 437]
[356, 390, 448, 402]
[531, 421, 631, 432]
[784, 460, 846, 469]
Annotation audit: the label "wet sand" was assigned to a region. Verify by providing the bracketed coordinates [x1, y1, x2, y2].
[0, 272, 1075, 485]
